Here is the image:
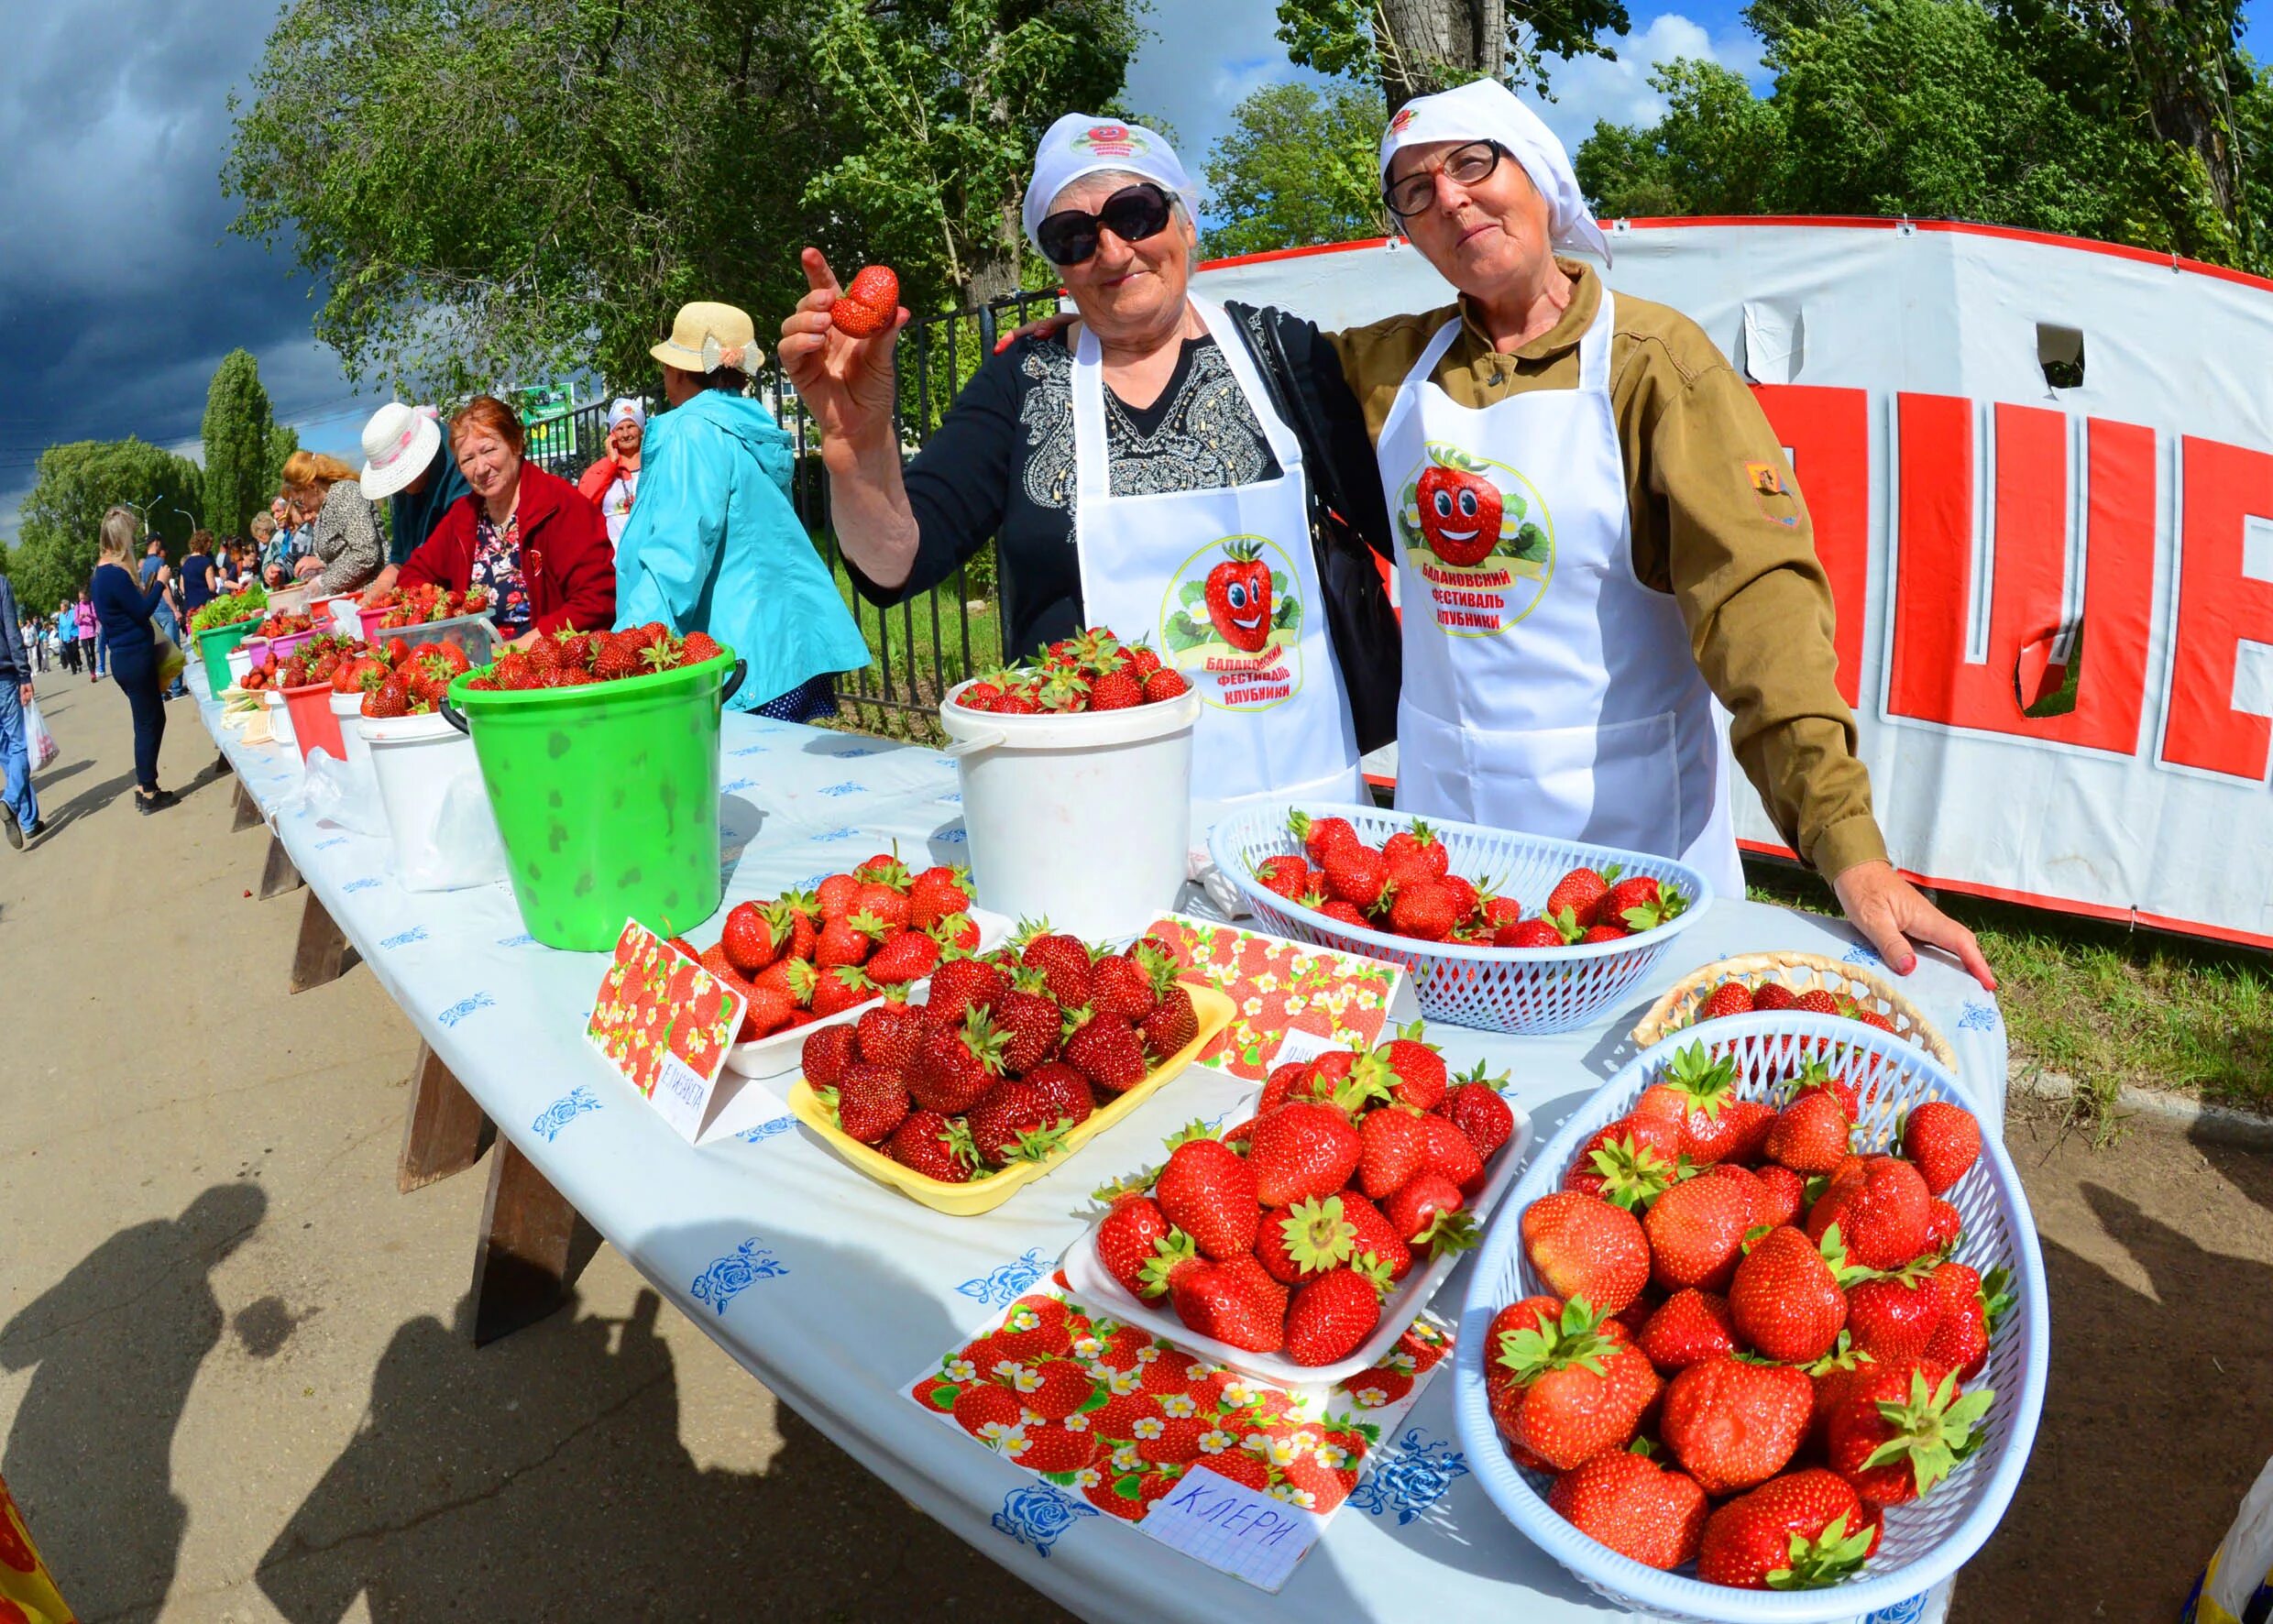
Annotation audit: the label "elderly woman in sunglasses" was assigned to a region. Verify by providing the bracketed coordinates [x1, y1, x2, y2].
[1323, 79, 1991, 987]
[780, 115, 1399, 850]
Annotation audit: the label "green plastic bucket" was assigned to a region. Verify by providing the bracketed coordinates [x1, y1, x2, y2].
[196, 619, 262, 692]
[443, 651, 743, 950]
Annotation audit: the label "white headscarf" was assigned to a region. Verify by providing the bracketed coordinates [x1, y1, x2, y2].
[1020, 114, 1199, 253]
[608, 398, 645, 433]
[1378, 79, 1611, 264]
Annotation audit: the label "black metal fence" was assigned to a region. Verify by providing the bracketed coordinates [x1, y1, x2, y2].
[522, 291, 1066, 738]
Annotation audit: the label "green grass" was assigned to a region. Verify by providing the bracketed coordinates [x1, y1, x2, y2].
[818, 553, 1003, 743]
[1744, 864, 2273, 1126]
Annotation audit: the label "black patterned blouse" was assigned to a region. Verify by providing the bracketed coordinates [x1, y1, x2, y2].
[848, 303, 1389, 662]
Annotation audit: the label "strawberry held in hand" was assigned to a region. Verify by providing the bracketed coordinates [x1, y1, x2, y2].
[829, 265, 900, 337]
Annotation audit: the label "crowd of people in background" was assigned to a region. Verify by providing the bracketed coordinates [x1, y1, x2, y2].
[4, 292, 876, 849]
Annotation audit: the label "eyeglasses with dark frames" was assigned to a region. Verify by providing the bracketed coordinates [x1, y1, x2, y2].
[1384, 140, 1509, 219]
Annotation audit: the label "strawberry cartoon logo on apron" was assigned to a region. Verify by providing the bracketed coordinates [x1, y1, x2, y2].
[1159, 534, 1304, 709]
[1394, 442, 1554, 638]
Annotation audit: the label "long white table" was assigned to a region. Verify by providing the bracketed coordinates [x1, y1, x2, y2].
[192, 668, 2004, 1624]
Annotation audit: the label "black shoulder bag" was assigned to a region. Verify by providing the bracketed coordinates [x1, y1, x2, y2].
[1225, 301, 1402, 756]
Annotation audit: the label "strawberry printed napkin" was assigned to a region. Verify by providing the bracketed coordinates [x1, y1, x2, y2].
[586, 919, 743, 1103]
[909, 1271, 1452, 1586]
[1142, 914, 1404, 1081]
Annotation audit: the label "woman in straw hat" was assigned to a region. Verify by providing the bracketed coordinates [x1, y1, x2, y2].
[611, 302, 868, 718]
[364, 395, 615, 642]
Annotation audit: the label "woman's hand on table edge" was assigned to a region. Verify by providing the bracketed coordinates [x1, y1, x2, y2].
[1830, 859, 1996, 992]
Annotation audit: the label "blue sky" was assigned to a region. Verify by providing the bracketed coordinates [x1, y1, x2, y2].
[0, 0, 2263, 535]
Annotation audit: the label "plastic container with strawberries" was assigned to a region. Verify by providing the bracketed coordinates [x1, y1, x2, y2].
[1453, 1015, 2048, 1622]
[1211, 801, 1713, 1036]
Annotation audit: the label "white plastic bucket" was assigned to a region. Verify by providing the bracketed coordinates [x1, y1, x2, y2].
[939, 682, 1201, 940]
[262, 687, 295, 746]
[226, 642, 257, 688]
[361, 711, 508, 892]
[329, 692, 374, 774]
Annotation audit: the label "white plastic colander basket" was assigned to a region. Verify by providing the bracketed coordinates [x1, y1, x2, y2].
[1207, 802, 1713, 1035]
[1452, 1013, 2049, 1622]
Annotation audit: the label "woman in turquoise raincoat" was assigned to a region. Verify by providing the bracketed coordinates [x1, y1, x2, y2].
[614, 300, 870, 717]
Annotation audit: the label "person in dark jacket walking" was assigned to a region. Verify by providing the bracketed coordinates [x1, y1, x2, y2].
[91, 507, 178, 812]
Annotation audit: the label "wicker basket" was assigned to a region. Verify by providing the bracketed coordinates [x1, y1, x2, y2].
[1631, 949, 1955, 1070]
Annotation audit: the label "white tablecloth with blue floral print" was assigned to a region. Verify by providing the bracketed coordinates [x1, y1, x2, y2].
[191, 666, 2002, 1624]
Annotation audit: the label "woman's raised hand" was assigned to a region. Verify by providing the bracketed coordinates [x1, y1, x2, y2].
[777, 248, 908, 451]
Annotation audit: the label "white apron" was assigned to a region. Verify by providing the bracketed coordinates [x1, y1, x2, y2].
[1073, 295, 1367, 855]
[1372, 291, 1742, 895]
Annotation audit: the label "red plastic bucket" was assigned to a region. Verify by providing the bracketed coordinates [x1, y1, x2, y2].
[282, 681, 346, 763]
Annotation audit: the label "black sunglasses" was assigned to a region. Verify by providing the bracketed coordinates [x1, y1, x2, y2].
[1036, 182, 1174, 267]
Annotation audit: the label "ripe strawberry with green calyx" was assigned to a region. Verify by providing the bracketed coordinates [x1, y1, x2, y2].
[1254, 853, 1312, 899]
[1644, 1164, 1758, 1290]
[1493, 1296, 1658, 1472]
[1378, 1019, 1448, 1109]
[989, 967, 1065, 1072]
[1284, 1253, 1393, 1366]
[909, 1004, 1008, 1115]
[1154, 1125, 1260, 1260]
[1137, 980, 1200, 1061]
[1339, 1191, 1413, 1280]
[1357, 1105, 1430, 1199]
[1826, 1360, 1994, 1504]
[1381, 819, 1448, 883]
[1498, 909, 1582, 948]
[1444, 1060, 1517, 1159]
[1287, 808, 1358, 863]
[1093, 1189, 1171, 1296]
[1246, 1100, 1363, 1207]
[885, 1109, 975, 1182]
[1322, 840, 1390, 911]
[966, 1079, 1071, 1167]
[1565, 1133, 1684, 1211]
[1695, 1468, 1879, 1589]
[1202, 538, 1274, 653]
[1256, 1193, 1361, 1282]
[807, 963, 875, 1018]
[1806, 1154, 1933, 1270]
[1784, 1055, 1860, 1118]
[1697, 980, 1755, 1022]
[1602, 874, 1690, 933]
[1016, 918, 1094, 1008]
[1635, 1288, 1736, 1372]
[1729, 1223, 1871, 1364]
[1921, 1261, 2012, 1378]
[1845, 1257, 1948, 1362]
[1662, 1043, 1775, 1165]
[1064, 1006, 1150, 1093]
[1545, 863, 1622, 927]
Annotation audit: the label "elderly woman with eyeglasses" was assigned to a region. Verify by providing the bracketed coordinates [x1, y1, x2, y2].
[1324, 80, 1991, 987]
[780, 115, 1399, 845]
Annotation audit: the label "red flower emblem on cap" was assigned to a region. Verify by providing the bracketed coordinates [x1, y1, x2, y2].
[1389, 106, 1417, 133]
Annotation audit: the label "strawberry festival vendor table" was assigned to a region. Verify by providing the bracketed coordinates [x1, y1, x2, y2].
[188, 663, 2008, 1623]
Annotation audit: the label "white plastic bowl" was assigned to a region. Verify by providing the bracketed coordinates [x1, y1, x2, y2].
[361, 710, 507, 892]
[1453, 1013, 2049, 1623]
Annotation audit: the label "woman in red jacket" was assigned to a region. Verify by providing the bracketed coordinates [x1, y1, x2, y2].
[359, 395, 615, 642]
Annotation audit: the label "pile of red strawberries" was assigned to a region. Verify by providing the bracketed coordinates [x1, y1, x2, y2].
[1257, 811, 1691, 947]
[366, 582, 490, 628]
[248, 609, 316, 640]
[242, 632, 373, 693]
[951, 626, 1191, 714]
[1488, 1039, 2008, 1589]
[1091, 1031, 1519, 1367]
[798, 926, 1208, 1184]
[669, 854, 982, 1040]
[460, 622, 725, 692]
[1692, 976, 1900, 1034]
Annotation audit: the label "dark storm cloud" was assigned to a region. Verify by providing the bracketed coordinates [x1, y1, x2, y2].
[0, 0, 383, 529]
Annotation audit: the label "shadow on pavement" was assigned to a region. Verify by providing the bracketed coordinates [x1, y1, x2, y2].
[256, 1237, 1079, 1624]
[1957, 1158, 2273, 1619]
[0, 1182, 268, 1619]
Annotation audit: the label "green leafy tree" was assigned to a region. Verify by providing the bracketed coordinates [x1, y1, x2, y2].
[801, 0, 1143, 305]
[1277, 0, 1631, 109]
[1203, 81, 1391, 256]
[8, 441, 204, 613]
[225, 0, 1141, 398]
[202, 349, 273, 540]
[1576, 0, 2270, 274]
[265, 423, 301, 500]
